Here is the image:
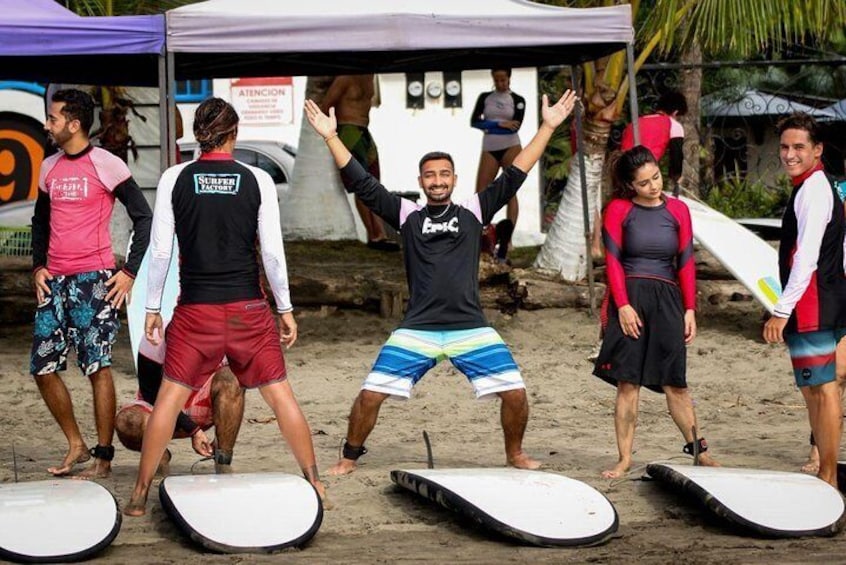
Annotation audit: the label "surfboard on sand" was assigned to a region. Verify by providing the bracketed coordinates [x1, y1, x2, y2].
[159, 472, 323, 553]
[646, 463, 846, 537]
[0, 480, 121, 563]
[125, 239, 180, 371]
[391, 468, 618, 547]
[679, 195, 781, 313]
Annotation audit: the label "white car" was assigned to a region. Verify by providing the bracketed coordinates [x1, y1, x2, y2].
[180, 140, 296, 202]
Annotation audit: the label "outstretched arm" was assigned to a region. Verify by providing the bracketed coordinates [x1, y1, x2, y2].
[512, 90, 577, 174]
[304, 99, 352, 169]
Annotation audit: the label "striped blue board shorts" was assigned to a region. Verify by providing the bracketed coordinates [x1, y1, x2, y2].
[362, 327, 525, 399]
[785, 328, 846, 388]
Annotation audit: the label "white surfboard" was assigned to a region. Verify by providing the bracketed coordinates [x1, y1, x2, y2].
[391, 468, 618, 546]
[646, 463, 846, 537]
[159, 472, 322, 553]
[126, 239, 180, 371]
[0, 480, 121, 562]
[679, 195, 781, 313]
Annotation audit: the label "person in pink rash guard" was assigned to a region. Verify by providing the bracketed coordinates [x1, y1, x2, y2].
[30, 88, 152, 479]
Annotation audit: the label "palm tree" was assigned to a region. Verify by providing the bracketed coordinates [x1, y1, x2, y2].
[533, 0, 846, 281]
[59, 0, 199, 162]
[282, 76, 358, 240]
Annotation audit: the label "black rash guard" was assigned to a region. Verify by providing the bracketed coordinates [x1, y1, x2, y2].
[340, 158, 527, 330]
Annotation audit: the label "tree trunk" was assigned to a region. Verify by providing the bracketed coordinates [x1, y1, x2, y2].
[281, 76, 358, 240]
[533, 150, 605, 280]
[679, 40, 703, 197]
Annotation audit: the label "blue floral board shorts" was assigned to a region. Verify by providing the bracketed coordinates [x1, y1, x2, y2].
[30, 269, 120, 377]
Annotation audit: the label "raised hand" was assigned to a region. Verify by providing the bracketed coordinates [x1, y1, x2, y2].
[304, 99, 337, 140]
[541, 89, 578, 129]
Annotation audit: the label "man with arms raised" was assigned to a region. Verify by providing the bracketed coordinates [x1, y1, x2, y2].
[125, 98, 325, 516]
[31, 88, 152, 478]
[764, 113, 846, 487]
[304, 89, 577, 475]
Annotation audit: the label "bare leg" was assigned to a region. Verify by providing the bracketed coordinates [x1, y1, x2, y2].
[211, 369, 244, 474]
[500, 146, 521, 228]
[355, 198, 389, 242]
[34, 372, 90, 475]
[806, 337, 846, 472]
[328, 389, 388, 476]
[664, 385, 719, 467]
[125, 380, 192, 517]
[475, 151, 501, 194]
[603, 382, 639, 478]
[77, 367, 116, 478]
[258, 380, 326, 500]
[801, 381, 842, 487]
[499, 388, 540, 469]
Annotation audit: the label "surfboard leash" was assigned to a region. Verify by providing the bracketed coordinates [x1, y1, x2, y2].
[12, 443, 18, 483]
[422, 431, 434, 469]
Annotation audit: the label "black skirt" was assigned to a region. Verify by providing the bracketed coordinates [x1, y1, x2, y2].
[593, 277, 687, 393]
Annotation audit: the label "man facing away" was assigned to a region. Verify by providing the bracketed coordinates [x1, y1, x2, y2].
[304, 89, 577, 475]
[320, 74, 399, 251]
[763, 112, 846, 487]
[125, 98, 325, 516]
[115, 326, 244, 475]
[31, 88, 152, 478]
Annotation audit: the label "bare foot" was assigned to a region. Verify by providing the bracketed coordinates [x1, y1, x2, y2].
[74, 458, 111, 479]
[507, 452, 542, 470]
[801, 446, 820, 474]
[124, 490, 149, 517]
[312, 480, 334, 510]
[696, 453, 720, 467]
[47, 445, 90, 476]
[327, 458, 357, 476]
[601, 460, 630, 479]
[156, 449, 172, 478]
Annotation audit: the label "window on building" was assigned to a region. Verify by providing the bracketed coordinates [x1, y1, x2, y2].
[175, 80, 212, 103]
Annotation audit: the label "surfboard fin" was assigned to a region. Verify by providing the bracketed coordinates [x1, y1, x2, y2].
[422, 431, 434, 469]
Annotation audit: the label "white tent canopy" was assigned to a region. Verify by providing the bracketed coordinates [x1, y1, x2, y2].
[703, 89, 839, 121]
[166, 0, 633, 78]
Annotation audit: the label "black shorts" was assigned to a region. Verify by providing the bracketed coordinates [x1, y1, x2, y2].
[593, 277, 687, 393]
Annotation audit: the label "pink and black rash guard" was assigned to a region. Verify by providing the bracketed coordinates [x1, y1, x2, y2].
[602, 197, 696, 310]
[340, 158, 527, 330]
[145, 154, 292, 314]
[32, 145, 152, 277]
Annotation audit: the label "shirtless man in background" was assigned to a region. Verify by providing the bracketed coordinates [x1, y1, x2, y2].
[321, 74, 398, 251]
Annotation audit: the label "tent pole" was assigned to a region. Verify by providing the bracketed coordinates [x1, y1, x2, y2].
[166, 50, 176, 167]
[572, 65, 595, 316]
[158, 54, 168, 173]
[626, 42, 640, 145]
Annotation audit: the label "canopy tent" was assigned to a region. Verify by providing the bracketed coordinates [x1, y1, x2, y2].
[0, 0, 165, 86]
[166, 0, 633, 78]
[164, 0, 635, 305]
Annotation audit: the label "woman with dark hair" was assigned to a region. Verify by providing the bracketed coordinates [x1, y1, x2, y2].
[471, 69, 526, 262]
[594, 145, 718, 478]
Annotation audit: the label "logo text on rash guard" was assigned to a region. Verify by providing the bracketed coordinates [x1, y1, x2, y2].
[194, 173, 241, 195]
[422, 216, 459, 234]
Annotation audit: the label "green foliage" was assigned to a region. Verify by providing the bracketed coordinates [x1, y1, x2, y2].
[704, 169, 791, 218]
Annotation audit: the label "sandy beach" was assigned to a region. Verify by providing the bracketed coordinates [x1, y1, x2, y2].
[2, 285, 845, 563]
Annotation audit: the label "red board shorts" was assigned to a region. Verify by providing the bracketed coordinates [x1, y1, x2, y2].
[119, 374, 215, 435]
[164, 299, 287, 390]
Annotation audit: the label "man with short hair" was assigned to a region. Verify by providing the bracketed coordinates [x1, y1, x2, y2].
[31, 88, 152, 478]
[115, 332, 244, 475]
[764, 112, 846, 487]
[304, 89, 577, 475]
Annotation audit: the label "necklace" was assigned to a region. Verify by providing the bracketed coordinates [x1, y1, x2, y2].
[428, 203, 451, 219]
